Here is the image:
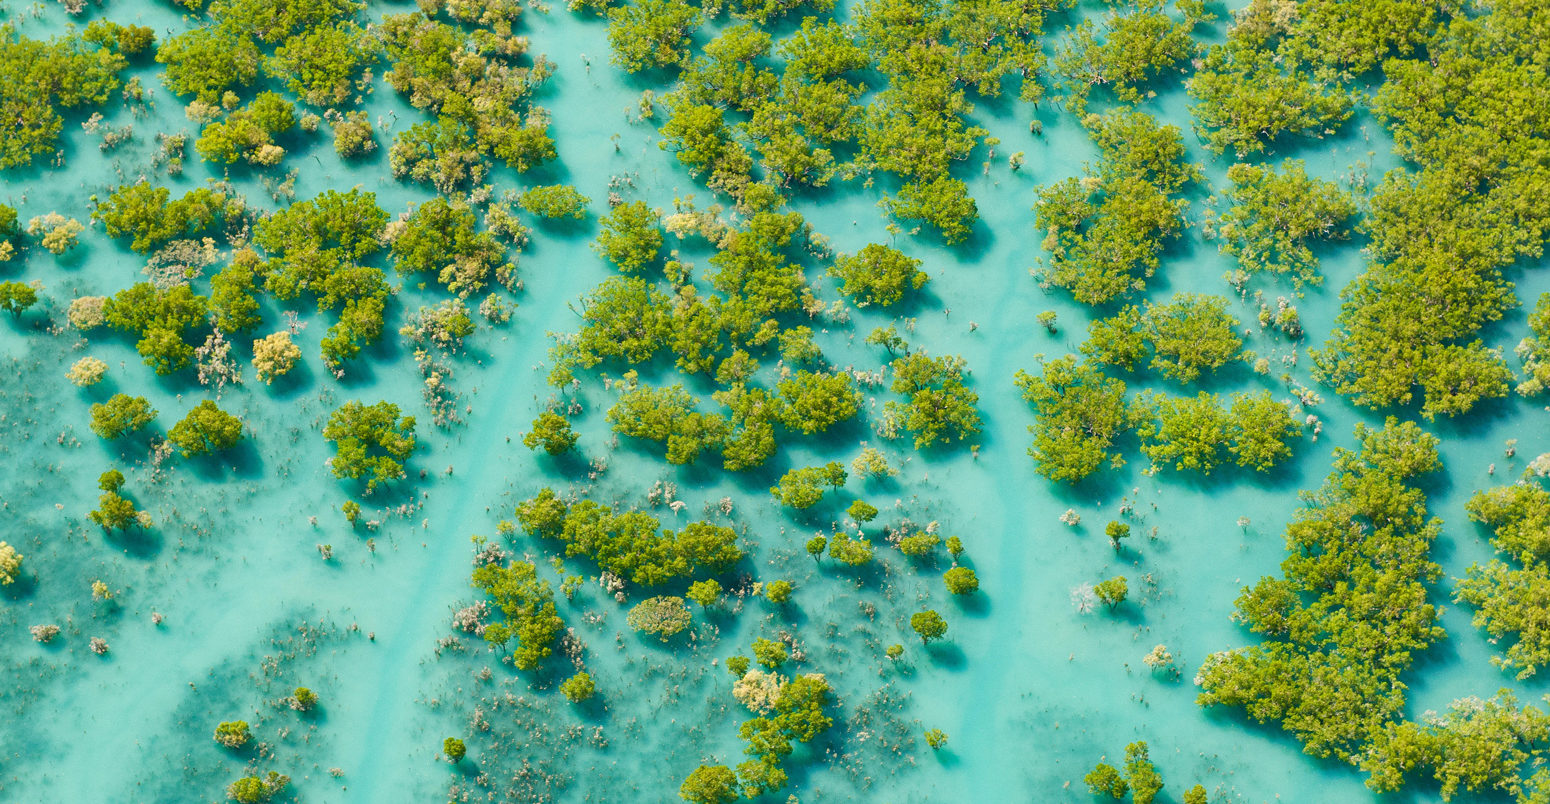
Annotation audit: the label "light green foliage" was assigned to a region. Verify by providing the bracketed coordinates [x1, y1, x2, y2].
[828, 244, 928, 307]
[1455, 483, 1550, 679]
[213, 720, 251, 748]
[1085, 762, 1128, 799]
[1519, 294, 1550, 396]
[322, 401, 417, 492]
[225, 772, 288, 803]
[379, 12, 555, 173]
[564, 276, 674, 369]
[100, 282, 212, 374]
[678, 25, 778, 113]
[752, 637, 787, 668]
[524, 412, 578, 455]
[764, 580, 792, 604]
[607, 0, 703, 73]
[560, 671, 596, 702]
[898, 532, 939, 558]
[1054, 0, 1199, 112]
[730, 673, 832, 796]
[627, 595, 693, 639]
[390, 198, 510, 297]
[95, 184, 230, 253]
[1105, 521, 1130, 552]
[0, 31, 128, 168]
[680, 764, 738, 804]
[331, 111, 375, 157]
[1035, 112, 1192, 304]
[82, 21, 156, 58]
[943, 566, 978, 595]
[90, 394, 157, 440]
[776, 371, 859, 435]
[1080, 306, 1147, 371]
[519, 185, 590, 220]
[289, 687, 317, 711]
[911, 610, 947, 644]
[1125, 741, 1164, 804]
[1135, 391, 1301, 474]
[1095, 575, 1128, 609]
[0, 282, 38, 317]
[253, 189, 389, 368]
[846, 500, 878, 523]
[168, 400, 245, 457]
[687, 579, 721, 608]
[1184, 785, 1208, 804]
[1209, 160, 1355, 290]
[157, 26, 260, 104]
[265, 21, 377, 107]
[443, 737, 466, 761]
[1197, 420, 1444, 760]
[924, 728, 948, 750]
[389, 118, 486, 194]
[209, 253, 264, 333]
[886, 352, 981, 449]
[515, 491, 742, 585]
[472, 559, 564, 670]
[1141, 294, 1245, 383]
[770, 462, 846, 509]
[90, 470, 143, 531]
[826, 532, 872, 566]
[1014, 357, 1128, 482]
[608, 384, 729, 465]
[595, 201, 663, 273]
[805, 535, 828, 560]
[1362, 690, 1550, 800]
[1186, 4, 1354, 157]
[0, 541, 22, 586]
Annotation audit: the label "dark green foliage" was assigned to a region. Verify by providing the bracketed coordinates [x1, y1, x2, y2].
[595, 201, 663, 273]
[1014, 357, 1128, 482]
[827, 244, 928, 307]
[0, 31, 128, 168]
[390, 198, 510, 297]
[886, 352, 980, 449]
[322, 401, 417, 492]
[168, 400, 245, 457]
[472, 559, 564, 671]
[90, 395, 156, 440]
[514, 490, 742, 586]
[1197, 420, 1444, 760]
[156, 26, 261, 104]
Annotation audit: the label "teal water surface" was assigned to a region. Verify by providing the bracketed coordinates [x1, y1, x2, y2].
[2, 1, 1548, 803]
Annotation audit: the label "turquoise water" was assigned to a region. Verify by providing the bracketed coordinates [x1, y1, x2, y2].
[2, 1, 1549, 802]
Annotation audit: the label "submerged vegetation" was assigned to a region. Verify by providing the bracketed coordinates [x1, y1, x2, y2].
[3, 0, 1550, 801]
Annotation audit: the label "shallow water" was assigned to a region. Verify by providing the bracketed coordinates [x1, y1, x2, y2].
[2, 1, 1548, 803]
